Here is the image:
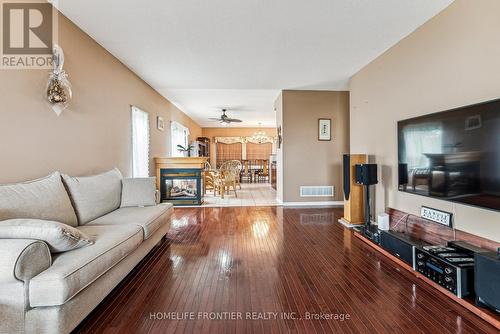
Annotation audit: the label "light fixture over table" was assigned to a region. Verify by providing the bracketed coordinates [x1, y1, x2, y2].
[252, 123, 267, 143]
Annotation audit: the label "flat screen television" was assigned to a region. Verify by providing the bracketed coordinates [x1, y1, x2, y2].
[397, 98, 500, 212]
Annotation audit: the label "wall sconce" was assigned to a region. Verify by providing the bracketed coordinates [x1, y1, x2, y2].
[46, 45, 72, 116]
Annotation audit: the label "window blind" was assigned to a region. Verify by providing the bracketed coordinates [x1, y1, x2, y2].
[216, 142, 242, 166]
[246, 142, 272, 160]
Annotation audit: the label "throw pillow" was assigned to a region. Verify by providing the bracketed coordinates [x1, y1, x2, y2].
[121, 177, 157, 207]
[0, 219, 95, 253]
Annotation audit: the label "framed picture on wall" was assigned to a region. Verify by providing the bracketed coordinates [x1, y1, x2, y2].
[157, 116, 165, 131]
[318, 118, 331, 141]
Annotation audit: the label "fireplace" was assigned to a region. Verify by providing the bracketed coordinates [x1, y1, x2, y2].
[155, 157, 208, 206]
[159, 168, 203, 206]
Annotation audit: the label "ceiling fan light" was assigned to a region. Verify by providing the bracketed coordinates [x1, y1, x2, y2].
[211, 108, 240, 125]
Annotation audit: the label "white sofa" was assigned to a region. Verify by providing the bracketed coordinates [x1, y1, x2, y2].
[0, 169, 173, 334]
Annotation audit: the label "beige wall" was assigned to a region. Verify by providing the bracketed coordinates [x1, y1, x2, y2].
[201, 127, 277, 166]
[0, 14, 201, 183]
[350, 0, 500, 242]
[282, 90, 349, 202]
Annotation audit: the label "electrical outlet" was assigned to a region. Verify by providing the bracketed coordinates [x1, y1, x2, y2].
[420, 206, 453, 227]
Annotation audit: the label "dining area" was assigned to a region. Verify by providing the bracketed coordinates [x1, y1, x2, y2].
[220, 159, 270, 183]
[204, 159, 270, 197]
[202, 158, 277, 206]
[194, 132, 278, 206]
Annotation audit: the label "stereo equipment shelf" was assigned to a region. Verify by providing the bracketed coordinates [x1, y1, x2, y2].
[386, 208, 500, 252]
[354, 231, 500, 330]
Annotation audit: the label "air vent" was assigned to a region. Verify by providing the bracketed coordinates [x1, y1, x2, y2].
[299, 186, 335, 197]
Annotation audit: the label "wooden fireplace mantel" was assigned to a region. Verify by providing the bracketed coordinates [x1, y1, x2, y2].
[154, 157, 208, 189]
[155, 157, 208, 169]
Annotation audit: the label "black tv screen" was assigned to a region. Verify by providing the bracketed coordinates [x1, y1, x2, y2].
[397, 98, 500, 211]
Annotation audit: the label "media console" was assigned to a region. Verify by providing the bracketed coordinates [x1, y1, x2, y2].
[353, 227, 500, 330]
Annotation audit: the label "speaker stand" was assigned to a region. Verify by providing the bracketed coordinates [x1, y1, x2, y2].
[364, 184, 371, 227]
[359, 184, 380, 243]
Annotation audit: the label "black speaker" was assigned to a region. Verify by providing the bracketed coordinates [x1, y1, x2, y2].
[475, 252, 500, 312]
[355, 164, 378, 186]
[380, 230, 428, 267]
[343, 154, 350, 200]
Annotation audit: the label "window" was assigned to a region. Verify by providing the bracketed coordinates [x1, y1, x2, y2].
[171, 121, 190, 157]
[131, 106, 150, 177]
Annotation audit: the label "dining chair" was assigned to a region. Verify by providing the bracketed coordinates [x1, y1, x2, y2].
[254, 159, 264, 182]
[259, 159, 269, 182]
[241, 160, 251, 183]
[215, 169, 238, 198]
[230, 160, 243, 189]
[203, 170, 216, 195]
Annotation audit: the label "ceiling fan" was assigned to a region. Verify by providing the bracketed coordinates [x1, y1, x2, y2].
[208, 109, 242, 125]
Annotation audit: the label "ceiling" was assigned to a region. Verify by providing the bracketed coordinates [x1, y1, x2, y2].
[57, 0, 453, 127]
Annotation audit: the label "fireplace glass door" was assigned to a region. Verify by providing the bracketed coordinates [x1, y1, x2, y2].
[166, 179, 197, 199]
[160, 168, 203, 205]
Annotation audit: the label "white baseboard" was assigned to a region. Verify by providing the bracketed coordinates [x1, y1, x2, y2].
[281, 201, 344, 207]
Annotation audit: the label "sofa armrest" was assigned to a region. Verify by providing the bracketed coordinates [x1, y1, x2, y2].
[0, 239, 51, 333]
[0, 239, 51, 283]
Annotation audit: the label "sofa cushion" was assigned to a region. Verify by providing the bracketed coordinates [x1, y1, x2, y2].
[0, 219, 95, 253]
[62, 168, 123, 225]
[0, 172, 78, 227]
[29, 224, 142, 307]
[121, 177, 157, 207]
[87, 203, 173, 240]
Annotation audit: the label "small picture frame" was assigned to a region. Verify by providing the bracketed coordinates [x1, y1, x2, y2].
[157, 116, 165, 131]
[465, 115, 482, 130]
[318, 118, 331, 141]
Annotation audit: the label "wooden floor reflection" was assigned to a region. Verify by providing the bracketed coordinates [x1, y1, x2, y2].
[75, 207, 496, 334]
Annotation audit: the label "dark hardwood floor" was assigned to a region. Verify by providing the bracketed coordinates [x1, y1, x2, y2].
[74, 207, 497, 334]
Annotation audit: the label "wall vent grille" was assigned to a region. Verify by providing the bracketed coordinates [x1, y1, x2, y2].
[299, 186, 335, 197]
